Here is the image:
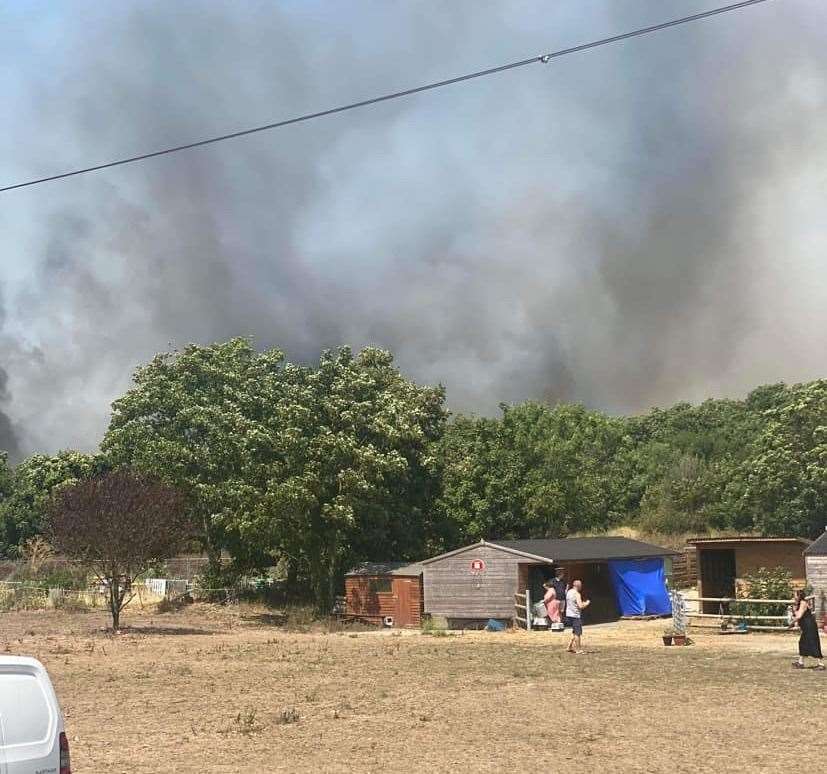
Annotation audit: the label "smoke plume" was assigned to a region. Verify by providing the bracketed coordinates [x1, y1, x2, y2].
[1, 0, 825, 456]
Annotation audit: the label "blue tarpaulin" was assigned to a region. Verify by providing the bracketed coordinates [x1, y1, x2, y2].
[608, 558, 671, 616]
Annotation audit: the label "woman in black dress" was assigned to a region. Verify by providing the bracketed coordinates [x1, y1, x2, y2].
[791, 589, 824, 670]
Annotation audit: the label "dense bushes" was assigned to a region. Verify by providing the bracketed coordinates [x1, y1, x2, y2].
[731, 567, 797, 626]
[436, 380, 827, 541]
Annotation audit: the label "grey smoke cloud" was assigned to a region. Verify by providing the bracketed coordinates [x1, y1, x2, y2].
[1, 0, 825, 457]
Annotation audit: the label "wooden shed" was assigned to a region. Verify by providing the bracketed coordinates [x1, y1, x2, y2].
[422, 537, 677, 628]
[344, 562, 423, 628]
[688, 536, 811, 614]
[804, 529, 827, 623]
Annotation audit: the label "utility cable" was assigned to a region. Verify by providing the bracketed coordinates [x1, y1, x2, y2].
[1, 0, 775, 193]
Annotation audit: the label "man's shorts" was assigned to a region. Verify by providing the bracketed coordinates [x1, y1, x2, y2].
[565, 616, 583, 636]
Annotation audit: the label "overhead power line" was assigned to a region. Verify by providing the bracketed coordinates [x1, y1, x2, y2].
[2, 0, 774, 194]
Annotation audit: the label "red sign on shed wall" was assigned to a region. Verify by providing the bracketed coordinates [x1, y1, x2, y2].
[470, 558, 486, 573]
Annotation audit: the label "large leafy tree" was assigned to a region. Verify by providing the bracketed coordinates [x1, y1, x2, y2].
[620, 393, 779, 534]
[240, 347, 447, 611]
[103, 340, 446, 610]
[743, 380, 827, 537]
[102, 339, 283, 573]
[437, 402, 626, 542]
[436, 414, 525, 543]
[0, 451, 107, 557]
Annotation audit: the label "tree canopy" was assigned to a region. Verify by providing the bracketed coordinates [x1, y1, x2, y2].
[101, 340, 446, 610]
[742, 380, 827, 538]
[1, 337, 825, 606]
[102, 338, 280, 571]
[436, 403, 627, 542]
[48, 468, 190, 629]
[0, 450, 107, 557]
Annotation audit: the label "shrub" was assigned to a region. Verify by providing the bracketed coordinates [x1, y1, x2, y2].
[194, 564, 242, 603]
[53, 594, 90, 613]
[156, 596, 179, 614]
[731, 567, 797, 627]
[39, 566, 90, 590]
[421, 616, 449, 635]
[0, 586, 48, 611]
[275, 708, 299, 725]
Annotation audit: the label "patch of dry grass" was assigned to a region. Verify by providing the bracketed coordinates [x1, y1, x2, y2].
[2, 606, 824, 773]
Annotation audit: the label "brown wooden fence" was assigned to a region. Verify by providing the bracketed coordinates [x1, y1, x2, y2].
[671, 549, 697, 589]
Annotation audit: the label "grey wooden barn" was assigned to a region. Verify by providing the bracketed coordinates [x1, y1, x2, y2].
[421, 537, 677, 628]
[804, 528, 827, 621]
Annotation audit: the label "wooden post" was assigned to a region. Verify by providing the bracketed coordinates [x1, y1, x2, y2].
[526, 588, 532, 631]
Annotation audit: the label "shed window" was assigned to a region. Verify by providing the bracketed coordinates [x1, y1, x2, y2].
[369, 578, 392, 593]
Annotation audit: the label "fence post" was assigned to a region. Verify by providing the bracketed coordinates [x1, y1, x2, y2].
[526, 588, 532, 631]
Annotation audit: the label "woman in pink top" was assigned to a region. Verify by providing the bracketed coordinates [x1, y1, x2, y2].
[543, 580, 562, 623]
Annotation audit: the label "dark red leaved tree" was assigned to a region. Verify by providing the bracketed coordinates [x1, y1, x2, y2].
[49, 469, 190, 629]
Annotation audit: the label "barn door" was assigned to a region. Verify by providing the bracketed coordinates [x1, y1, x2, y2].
[394, 579, 413, 627]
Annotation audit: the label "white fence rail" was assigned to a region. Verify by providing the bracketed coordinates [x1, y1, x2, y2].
[680, 594, 815, 631]
[144, 578, 189, 598]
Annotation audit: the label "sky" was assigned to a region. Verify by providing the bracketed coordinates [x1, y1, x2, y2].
[1, 0, 826, 460]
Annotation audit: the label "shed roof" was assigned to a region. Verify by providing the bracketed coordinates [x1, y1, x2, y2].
[688, 536, 811, 546]
[804, 530, 827, 556]
[345, 561, 423, 577]
[495, 537, 679, 562]
[421, 537, 677, 565]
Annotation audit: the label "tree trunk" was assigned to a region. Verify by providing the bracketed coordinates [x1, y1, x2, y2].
[311, 542, 340, 616]
[310, 558, 327, 615]
[327, 567, 336, 617]
[109, 580, 120, 630]
[203, 514, 222, 580]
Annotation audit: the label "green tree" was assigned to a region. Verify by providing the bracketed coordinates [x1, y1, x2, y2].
[435, 413, 524, 542]
[437, 402, 626, 542]
[622, 392, 776, 534]
[0, 450, 107, 557]
[103, 340, 446, 611]
[102, 338, 283, 575]
[0, 451, 11, 503]
[239, 347, 446, 611]
[637, 454, 715, 534]
[743, 380, 827, 537]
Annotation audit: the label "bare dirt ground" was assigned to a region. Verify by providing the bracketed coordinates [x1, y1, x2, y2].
[2, 604, 825, 773]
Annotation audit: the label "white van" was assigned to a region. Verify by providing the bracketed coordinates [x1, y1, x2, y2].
[0, 657, 70, 774]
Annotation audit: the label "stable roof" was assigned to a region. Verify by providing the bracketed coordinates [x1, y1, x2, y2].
[421, 537, 677, 565]
[804, 530, 827, 556]
[495, 537, 678, 562]
[688, 536, 810, 546]
[345, 561, 423, 577]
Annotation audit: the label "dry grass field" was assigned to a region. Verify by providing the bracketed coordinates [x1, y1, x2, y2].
[2, 603, 825, 773]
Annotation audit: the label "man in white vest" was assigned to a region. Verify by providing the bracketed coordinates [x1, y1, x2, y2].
[565, 579, 591, 654]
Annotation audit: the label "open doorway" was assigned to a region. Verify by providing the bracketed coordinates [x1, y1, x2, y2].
[568, 562, 619, 623]
[699, 549, 736, 614]
[528, 564, 554, 611]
